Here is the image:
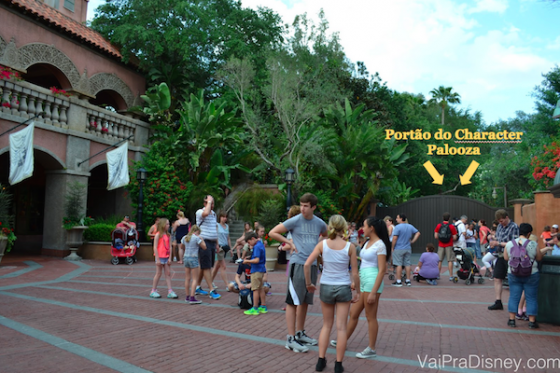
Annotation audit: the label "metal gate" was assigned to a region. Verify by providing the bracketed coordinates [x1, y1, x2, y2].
[376, 195, 513, 253]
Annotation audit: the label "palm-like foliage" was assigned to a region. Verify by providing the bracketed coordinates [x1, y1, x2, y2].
[322, 99, 409, 221]
[429, 86, 461, 125]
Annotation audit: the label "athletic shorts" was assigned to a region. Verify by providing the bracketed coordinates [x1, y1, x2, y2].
[286, 263, 316, 306]
[360, 267, 384, 293]
[319, 284, 352, 304]
[251, 271, 264, 291]
[393, 249, 411, 266]
[438, 246, 455, 262]
[199, 240, 216, 269]
[183, 256, 199, 269]
[493, 257, 508, 280]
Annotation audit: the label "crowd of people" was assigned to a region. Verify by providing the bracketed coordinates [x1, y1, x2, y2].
[115, 192, 558, 372]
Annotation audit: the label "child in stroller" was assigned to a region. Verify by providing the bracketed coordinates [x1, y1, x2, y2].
[452, 246, 484, 285]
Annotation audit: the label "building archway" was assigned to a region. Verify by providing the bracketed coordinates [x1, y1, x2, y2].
[22, 63, 72, 91]
[89, 89, 127, 112]
[0, 147, 65, 254]
[89, 73, 135, 109]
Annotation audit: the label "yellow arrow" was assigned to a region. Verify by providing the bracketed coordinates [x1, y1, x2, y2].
[459, 160, 480, 185]
[423, 161, 444, 185]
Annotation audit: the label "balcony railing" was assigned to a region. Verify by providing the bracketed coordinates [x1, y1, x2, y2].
[0, 79, 149, 146]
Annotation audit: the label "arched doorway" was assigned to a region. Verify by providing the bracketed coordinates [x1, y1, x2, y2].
[0, 148, 65, 254]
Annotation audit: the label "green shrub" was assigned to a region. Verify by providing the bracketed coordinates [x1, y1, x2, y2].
[83, 224, 115, 242]
[93, 215, 123, 226]
[256, 199, 285, 232]
[235, 186, 284, 221]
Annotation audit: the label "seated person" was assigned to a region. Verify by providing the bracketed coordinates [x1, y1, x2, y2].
[228, 262, 271, 293]
[416, 243, 440, 285]
[116, 215, 136, 230]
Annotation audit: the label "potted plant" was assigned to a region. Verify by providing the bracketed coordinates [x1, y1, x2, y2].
[62, 181, 91, 261]
[0, 184, 16, 264]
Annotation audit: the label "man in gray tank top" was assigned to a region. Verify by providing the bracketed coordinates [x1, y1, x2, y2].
[269, 193, 327, 353]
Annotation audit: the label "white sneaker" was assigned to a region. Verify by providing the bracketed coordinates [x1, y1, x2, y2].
[212, 282, 218, 290]
[295, 330, 317, 346]
[330, 340, 337, 347]
[235, 258, 243, 264]
[356, 346, 376, 359]
[285, 336, 309, 353]
[173, 257, 178, 262]
[454, 262, 458, 267]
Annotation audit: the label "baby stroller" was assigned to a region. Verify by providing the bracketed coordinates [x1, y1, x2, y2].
[453, 246, 484, 285]
[110, 228, 139, 265]
[388, 264, 407, 281]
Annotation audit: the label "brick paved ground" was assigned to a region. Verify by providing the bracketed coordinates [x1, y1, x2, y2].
[1, 254, 559, 373]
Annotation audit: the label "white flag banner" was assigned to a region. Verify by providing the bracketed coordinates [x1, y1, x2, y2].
[106, 142, 130, 190]
[9, 123, 34, 185]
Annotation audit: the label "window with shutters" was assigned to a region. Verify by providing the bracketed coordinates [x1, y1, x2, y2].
[64, 0, 74, 12]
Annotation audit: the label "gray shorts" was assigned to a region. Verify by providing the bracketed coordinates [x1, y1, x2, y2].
[393, 249, 411, 266]
[319, 284, 352, 304]
[286, 263, 316, 306]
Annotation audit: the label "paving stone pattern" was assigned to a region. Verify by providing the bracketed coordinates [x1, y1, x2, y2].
[1, 254, 559, 373]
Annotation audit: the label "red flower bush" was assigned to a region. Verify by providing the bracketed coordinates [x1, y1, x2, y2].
[531, 142, 560, 189]
[0, 65, 21, 81]
[50, 87, 72, 97]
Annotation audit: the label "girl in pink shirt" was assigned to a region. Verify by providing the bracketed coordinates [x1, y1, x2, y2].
[150, 218, 178, 299]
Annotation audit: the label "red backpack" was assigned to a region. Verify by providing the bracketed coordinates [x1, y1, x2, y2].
[508, 239, 533, 277]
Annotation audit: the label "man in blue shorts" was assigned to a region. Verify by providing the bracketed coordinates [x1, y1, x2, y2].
[391, 213, 420, 287]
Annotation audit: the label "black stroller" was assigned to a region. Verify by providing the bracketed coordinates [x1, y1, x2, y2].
[453, 246, 485, 285]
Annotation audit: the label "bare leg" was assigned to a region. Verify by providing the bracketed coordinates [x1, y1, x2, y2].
[396, 265, 403, 281]
[363, 292, 381, 350]
[259, 287, 266, 306]
[296, 303, 309, 332]
[219, 260, 228, 285]
[335, 302, 351, 362]
[448, 260, 454, 278]
[152, 263, 163, 290]
[184, 267, 191, 297]
[405, 265, 411, 281]
[191, 267, 199, 296]
[178, 244, 185, 263]
[494, 278, 503, 301]
[202, 268, 213, 291]
[163, 263, 172, 290]
[286, 304, 297, 336]
[318, 302, 335, 358]
[253, 287, 260, 307]
[346, 300, 365, 339]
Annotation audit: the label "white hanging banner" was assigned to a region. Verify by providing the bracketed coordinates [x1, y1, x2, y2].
[106, 142, 130, 190]
[9, 123, 34, 185]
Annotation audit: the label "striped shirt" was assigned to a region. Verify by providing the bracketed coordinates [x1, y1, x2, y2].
[196, 208, 218, 241]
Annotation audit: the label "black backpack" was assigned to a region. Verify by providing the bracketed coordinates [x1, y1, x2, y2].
[438, 223, 453, 243]
[238, 289, 253, 309]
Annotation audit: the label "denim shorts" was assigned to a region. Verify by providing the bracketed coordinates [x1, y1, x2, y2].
[156, 257, 169, 265]
[319, 284, 352, 304]
[184, 256, 199, 269]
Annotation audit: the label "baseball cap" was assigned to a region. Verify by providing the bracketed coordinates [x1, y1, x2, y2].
[553, 224, 559, 229]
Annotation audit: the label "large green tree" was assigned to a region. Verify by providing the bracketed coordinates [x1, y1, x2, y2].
[92, 0, 284, 99]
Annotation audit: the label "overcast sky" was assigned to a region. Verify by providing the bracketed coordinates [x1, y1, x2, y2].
[87, 0, 560, 125]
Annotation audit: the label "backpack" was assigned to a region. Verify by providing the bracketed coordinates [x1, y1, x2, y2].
[508, 239, 533, 277]
[438, 223, 453, 243]
[238, 288, 253, 309]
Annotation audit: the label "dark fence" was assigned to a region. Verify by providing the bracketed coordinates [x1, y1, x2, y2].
[376, 195, 513, 253]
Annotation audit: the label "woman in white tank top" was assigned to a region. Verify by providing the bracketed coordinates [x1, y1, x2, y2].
[330, 216, 391, 360]
[304, 215, 359, 373]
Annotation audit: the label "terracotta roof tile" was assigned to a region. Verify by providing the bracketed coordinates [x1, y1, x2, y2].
[3, 0, 122, 59]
